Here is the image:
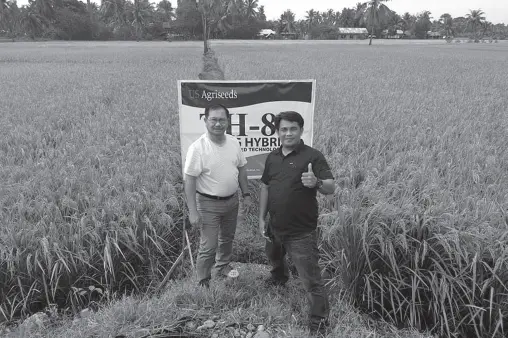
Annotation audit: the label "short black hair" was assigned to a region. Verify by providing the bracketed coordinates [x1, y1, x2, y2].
[274, 111, 304, 130]
[204, 104, 230, 119]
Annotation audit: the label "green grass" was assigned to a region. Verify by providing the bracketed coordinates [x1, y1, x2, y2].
[2, 263, 431, 338]
[1, 40, 508, 337]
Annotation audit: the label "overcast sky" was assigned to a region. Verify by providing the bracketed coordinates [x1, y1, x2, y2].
[13, 0, 508, 25]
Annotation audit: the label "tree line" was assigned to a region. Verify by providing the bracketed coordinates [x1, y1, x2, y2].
[0, 0, 507, 42]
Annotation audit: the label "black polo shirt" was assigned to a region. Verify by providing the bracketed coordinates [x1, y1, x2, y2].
[260, 140, 334, 237]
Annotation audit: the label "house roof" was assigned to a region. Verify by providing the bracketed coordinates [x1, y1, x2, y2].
[337, 28, 369, 34]
[382, 29, 404, 35]
[258, 29, 276, 36]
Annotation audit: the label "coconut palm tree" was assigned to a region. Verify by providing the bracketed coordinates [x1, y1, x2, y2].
[334, 10, 341, 26]
[131, 0, 152, 41]
[481, 21, 492, 40]
[322, 9, 336, 26]
[101, 0, 128, 28]
[196, 0, 214, 53]
[1, 0, 9, 15]
[418, 10, 432, 37]
[157, 0, 175, 22]
[86, 0, 92, 24]
[227, 0, 243, 25]
[338, 7, 355, 27]
[419, 11, 432, 24]
[197, 0, 233, 53]
[440, 13, 454, 39]
[209, 1, 232, 38]
[386, 13, 402, 36]
[278, 9, 295, 35]
[34, 0, 53, 21]
[314, 11, 322, 25]
[243, 0, 257, 23]
[20, 1, 48, 39]
[356, 0, 392, 45]
[296, 19, 306, 37]
[401, 12, 414, 35]
[0, 0, 11, 29]
[257, 4, 265, 21]
[1, 0, 21, 40]
[305, 9, 317, 36]
[466, 9, 485, 42]
[353, 2, 363, 27]
[439, 13, 451, 25]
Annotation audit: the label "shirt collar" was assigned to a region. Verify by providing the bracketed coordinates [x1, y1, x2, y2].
[275, 139, 305, 155]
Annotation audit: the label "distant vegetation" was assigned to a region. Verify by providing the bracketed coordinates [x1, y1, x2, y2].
[0, 0, 507, 41]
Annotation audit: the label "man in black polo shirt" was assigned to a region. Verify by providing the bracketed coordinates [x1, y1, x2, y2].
[258, 111, 335, 336]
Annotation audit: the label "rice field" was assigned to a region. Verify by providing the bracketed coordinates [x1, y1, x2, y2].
[1, 40, 508, 337]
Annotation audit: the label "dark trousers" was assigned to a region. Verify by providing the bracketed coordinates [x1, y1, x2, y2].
[265, 228, 330, 328]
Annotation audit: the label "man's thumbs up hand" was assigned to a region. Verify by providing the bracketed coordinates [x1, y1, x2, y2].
[302, 162, 317, 188]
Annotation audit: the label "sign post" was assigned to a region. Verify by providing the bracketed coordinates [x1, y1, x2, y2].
[177, 80, 316, 179]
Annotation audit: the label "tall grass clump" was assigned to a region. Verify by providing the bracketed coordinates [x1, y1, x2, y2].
[0, 43, 196, 323]
[315, 87, 508, 337]
[0, 173, 186, 322]
[320, 198, 508, 337]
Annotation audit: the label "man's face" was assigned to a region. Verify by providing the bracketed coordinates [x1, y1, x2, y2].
[205, 107, 228, 136]
[277, 119, 303, 148]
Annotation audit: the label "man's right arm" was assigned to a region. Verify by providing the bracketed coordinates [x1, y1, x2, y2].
[259, 156, 271, 221]
[258, 183, 270, 240]
[259, 156, 271, 240]
[184, 174, 198, 216]
[183, 144, 202, 226]
[259, 183, 269, 221]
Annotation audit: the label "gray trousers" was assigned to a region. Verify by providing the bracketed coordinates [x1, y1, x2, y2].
[195, 192, 239, 282]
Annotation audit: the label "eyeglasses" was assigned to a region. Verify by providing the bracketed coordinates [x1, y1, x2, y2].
[207, 118, 228, 124]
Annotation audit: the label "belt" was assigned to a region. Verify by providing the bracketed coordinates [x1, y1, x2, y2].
[197, 191, 235, 200]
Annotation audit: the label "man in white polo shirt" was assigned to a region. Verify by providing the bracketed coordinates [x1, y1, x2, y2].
[184, 103, 251, 288]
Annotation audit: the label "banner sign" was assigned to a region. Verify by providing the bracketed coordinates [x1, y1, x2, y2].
[177, 80, 316, 179]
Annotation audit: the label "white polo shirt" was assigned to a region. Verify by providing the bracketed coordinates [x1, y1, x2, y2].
[184, 133, 248, 197]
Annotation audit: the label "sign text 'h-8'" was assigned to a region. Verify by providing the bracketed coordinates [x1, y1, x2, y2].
[178, 80, 316, 179]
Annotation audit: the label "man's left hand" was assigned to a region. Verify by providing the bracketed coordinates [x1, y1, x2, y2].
[301, 163, 317, 188]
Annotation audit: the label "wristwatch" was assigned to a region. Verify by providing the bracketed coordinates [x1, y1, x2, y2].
[242, 192, 251, 198]
[315, 179, 323, 190]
